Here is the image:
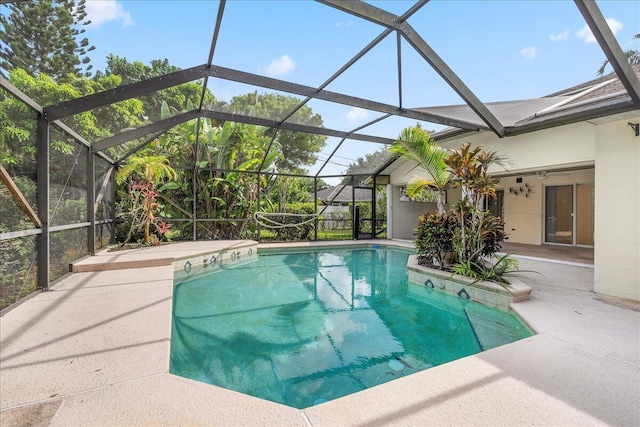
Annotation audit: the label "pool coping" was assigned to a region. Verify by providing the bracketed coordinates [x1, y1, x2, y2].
[1, 239, 638, 426]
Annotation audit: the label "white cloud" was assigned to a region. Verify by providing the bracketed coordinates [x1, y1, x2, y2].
[336, 21, 354, 28]
[345, 107, 369, 123]
[576, 17, 623, 43]
[208, 83, 236, 103]
[549, 30, 570, 42]
[261, 55, 295, 77]
[520, 46, 537, 59]
[85, 0, 133, 28]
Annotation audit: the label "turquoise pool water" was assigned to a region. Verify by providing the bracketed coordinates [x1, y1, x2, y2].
[170, 246, 533, 409]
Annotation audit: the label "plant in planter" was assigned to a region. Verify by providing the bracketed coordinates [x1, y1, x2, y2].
[414, 212, 457, 269]
[445, 143, 519, 283]
[392, 126, 519, 285]
[445, 142, 507, 264]
[451, 253, 519, 285]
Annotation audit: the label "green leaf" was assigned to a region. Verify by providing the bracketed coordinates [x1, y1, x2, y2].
[160, 101, 171, 120]
[158, 182, 181, 190]
[260, 150, 280, 171]
[237, 158, 259, 171]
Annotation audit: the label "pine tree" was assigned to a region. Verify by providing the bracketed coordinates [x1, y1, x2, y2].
[0, 0, 95, 81]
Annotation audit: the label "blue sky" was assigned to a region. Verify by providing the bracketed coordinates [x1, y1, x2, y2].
[81, 0, 640, 181]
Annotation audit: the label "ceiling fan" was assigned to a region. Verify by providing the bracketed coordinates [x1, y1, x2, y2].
[535, 170, 570, 180]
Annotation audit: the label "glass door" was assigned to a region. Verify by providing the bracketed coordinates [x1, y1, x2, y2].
[545, 184, 595, 246]
[545, 185, 573, 244]
[486, 190, 504, 219]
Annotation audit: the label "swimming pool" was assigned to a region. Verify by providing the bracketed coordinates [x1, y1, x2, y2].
[170, 246, 533, 409]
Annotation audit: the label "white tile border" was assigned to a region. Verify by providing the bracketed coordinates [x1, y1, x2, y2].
[172, 243, 259, 282]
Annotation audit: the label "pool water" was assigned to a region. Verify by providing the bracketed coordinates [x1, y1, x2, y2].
[170, 247, 533, 409]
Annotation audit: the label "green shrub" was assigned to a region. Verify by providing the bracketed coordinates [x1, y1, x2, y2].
[261, 202, 316, 242]
[451, 253, 520, 284]
[414, 212, 456, 269]
[411, 141, 520, 285]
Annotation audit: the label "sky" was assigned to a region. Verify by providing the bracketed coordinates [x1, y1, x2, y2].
[76, 0, 640, 181]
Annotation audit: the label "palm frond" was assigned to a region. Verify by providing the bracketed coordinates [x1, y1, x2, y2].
[406, 177, 433, 197]
[116, 154, 177, 184]
[390, 126, 452, 190]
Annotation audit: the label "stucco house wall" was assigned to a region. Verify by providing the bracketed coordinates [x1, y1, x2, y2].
[387, 115, 639, 301]
[594, 118, 640, 301]
[389, 184, 433, 240]
[497, 169, 594, 245]
[387, 167, 462, 240]
[439, 122, 596, 174]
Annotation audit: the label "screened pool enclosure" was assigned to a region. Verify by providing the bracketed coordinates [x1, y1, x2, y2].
[1, 0, 638, 309]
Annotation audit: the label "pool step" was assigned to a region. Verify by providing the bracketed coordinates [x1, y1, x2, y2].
[70, 257, 173, 273]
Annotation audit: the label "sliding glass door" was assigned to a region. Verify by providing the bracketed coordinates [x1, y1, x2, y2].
[544, 184, 594, 246]
[545, 185, 573, 244]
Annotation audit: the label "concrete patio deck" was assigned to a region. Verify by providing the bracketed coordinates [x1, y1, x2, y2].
[1, 240, 638, 426]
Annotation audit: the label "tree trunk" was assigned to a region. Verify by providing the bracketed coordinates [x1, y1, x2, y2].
[437, 190, 446, 215]
[144, 214, 151, 244]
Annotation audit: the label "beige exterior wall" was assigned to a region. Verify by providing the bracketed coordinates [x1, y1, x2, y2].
[389, 185, 432, 240]
[387, 115, 639, 301]
[499, 175, 544, 245]
[387, 164, 462, 240]
[435, 122, 597, 245]
[497, 170, 595, 245]
[593, 118, 640, 301]
[437, 122, 596, 176]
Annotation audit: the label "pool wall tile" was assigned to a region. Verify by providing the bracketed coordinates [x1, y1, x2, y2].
[405, 255, 532, 312]
[497, 295, 511, 310]
[445, 281, 455, 294]
[408, 270, 419, 284]
[453, 283, 464, 296]
[471, 288, 485, 304]
[484, 291, 498, 308]
[172, 244, 258, 283]
[457, 288, 471, 300]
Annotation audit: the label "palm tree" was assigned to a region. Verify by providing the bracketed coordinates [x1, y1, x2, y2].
[597, 33, 640, 76]
[116, 154, 177, 185]
[389, 125, 452, 214]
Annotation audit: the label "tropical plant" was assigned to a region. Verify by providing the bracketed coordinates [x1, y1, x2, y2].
[414, 212, 456, 269]
[389, 125, 452, 214]
[116, 154, 177, 245]
[444, 142, 507, 264]
[141, 101, 284, 240]
[228, 92, 326, 173]
[450, 253, 520, 285]
[402, 136, 519, 285]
